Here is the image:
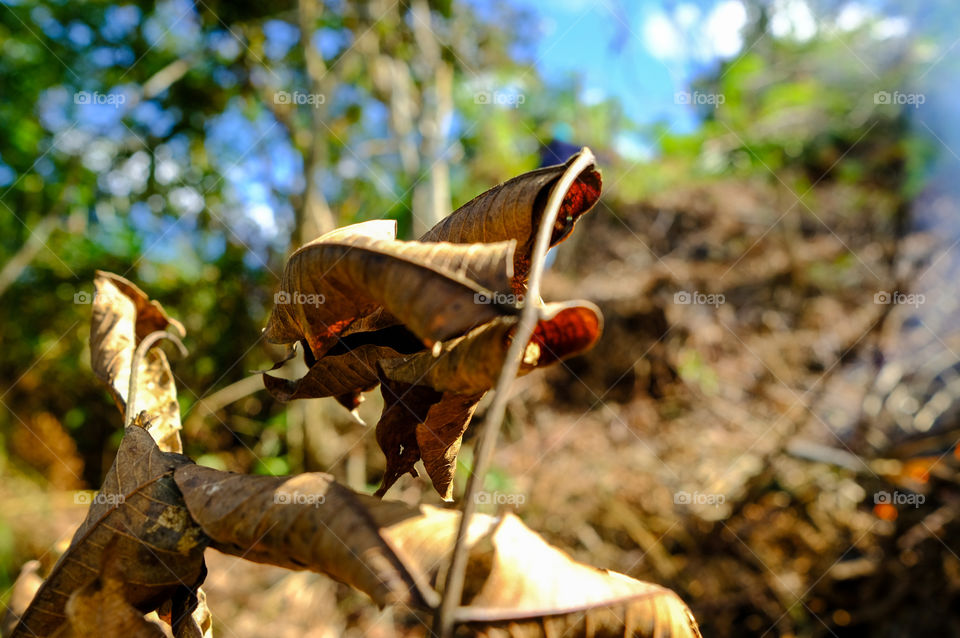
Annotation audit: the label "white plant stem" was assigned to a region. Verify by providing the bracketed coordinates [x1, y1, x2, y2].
[434, 148, 597, 636]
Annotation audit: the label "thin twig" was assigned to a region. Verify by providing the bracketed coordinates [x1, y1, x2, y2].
[125, 329, 188, 426]
[296, 0, 336, 239]
[434, 148, 597, 636]
[183, 373, 265, 433]
[0, 216, 57, 298]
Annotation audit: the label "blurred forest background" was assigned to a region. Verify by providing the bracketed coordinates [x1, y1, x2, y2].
[2, 0, 960, 635]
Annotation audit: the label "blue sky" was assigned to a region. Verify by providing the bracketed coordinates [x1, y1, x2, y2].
[509, 0, 751, 138]
[506, 0, 912, 154]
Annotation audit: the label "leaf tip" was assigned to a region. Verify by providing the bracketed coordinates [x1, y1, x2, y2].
[349, 409, 367, 426]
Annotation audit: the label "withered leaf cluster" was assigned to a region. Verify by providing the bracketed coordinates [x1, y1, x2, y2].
[263, 150, 604, 499]
[9, 153, 701, 638]
[11, 273, 211, 638]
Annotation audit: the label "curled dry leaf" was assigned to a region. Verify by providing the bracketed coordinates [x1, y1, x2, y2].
[172, 466, 700, 637]
[451, 514, 700, 637]
[173, 464, 435, 608]
[262, 342, 403, 403]
[264, 219, 517, 355]
[378, 301, 603, 395]
[154, 579, 213, 638]
[375, 378, 484, 501]
[374, 379, 443, 496]
[12, 424, 208, 638]
[374, 301, 601, 499]
[171, 585, 213, 638]
[91, 271, 186, 453]
[420, 149, 602, 294]
[261, 220, 519, 417]
[261, 155, 603, 499]
[86, 271, 212, 637]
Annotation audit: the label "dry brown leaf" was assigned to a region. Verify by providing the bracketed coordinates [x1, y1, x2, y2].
[86, 271, 212, 637]
[173, 586, 213, 638]
[415, 391, 484, 502]
[91, 271, 186, 453]
[45, 554, 213, 638]
[264, 219, 517, 356]
[155, 579, 213, 638]
[420, 150, 602, 293]
[453, 514, 700, 636]
[173, 464, 435, 608]
[93, 271, 185, 339]
[375, 378, 443, 495]
[262, 342, 400, 402]
[379, 301, 603, 395]
[378, 510, 700, 637]
[53, 568, 168, 638]
[12, 424, 208, 638]
[172, 466, 699, 637]
[374, 378, 484, 501]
